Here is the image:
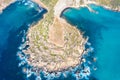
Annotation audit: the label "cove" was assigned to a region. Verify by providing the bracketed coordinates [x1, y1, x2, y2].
[62, 4, 120, 80]
[0, 0, 46, 80]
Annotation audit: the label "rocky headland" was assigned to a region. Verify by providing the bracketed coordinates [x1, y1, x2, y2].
[24, 0, 86, 72]
[22, 0, 120, 72]
[0, 0, 119, 73]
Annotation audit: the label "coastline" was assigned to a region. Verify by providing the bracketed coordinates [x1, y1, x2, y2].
[24, 17, 86, 72]
[22, 0, 120, 73]
[97, 3, 120, 12]
[58, 0, 120, 17]
[0, 0, 120, 79]
[0, 0, 15, 13]
[23, 0, 87, 72]
[84, 0, 120, 12]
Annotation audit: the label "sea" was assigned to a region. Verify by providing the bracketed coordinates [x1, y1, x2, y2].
[62, 4, 120, 80]
[0, 0, 120, 80]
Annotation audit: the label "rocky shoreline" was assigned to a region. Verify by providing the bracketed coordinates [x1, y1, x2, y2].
[22, 0, 120, 73]
[23, 0, 87, 72]
[1, 0, 119, 73]
[24, 18, 86, 72]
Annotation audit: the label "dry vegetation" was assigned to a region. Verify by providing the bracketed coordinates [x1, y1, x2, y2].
[25, 0, 86, 72]
[26, 18, 85, 72]
[25, 0, 120, 72]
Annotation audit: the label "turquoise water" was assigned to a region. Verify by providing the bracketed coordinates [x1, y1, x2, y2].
[1, 0, 120, 80]
[62, 4, 120, 80]
[0, 0, 89, 80]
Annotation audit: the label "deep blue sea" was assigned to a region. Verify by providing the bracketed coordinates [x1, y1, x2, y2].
[0, 0, 46, 80]
[0, 0, 120, 80]
[62, 4, 120, 80]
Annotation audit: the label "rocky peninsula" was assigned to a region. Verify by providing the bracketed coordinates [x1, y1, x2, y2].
[0, 0, 119, 73]
[24, 0, 86, 72]
[23, 0, 120, 72]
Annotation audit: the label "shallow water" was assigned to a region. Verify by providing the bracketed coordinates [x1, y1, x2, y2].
[62, 4, 120, 80]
